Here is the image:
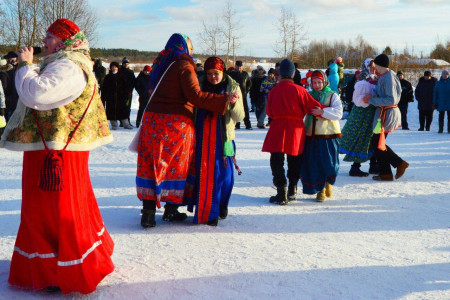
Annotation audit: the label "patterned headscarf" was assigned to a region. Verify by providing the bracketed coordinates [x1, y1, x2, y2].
[204, 57, 224, 73]
[360, 58, 373, 81]
[148, 33, 192, 92]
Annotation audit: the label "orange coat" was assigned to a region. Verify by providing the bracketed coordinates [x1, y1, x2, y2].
[146, 54, 228, 118]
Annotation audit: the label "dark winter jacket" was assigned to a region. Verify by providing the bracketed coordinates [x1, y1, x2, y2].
[120, 66, 136, 94]
[135, 71, 150, 101]
[101, 71, 130, 121]
[0, 65, 19, 120]
[293, 69, 302, 86]
[228, 70, 252, 98]
[250, 74, 265, 105]
[399, 78, 414, 106]
[415, 76, 437, 111]
[433, 76, 450, 112]
[93, 60, 106, 89]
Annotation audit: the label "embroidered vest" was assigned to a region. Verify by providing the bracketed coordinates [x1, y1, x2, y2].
[305, 92, 341, 137]
[3, 64, 112, 151]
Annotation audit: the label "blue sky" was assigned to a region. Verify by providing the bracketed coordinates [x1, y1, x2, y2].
[88, 0, 449, 58]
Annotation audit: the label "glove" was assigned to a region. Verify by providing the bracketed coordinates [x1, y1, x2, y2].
[0, 108, 5, 116]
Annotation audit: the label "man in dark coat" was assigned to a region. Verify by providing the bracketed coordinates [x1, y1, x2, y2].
[135, 65, 151, 127]
[93, 59, 106, 91]
[293, 62, 302, 86]
[120, 57, 136, 126]
[415, 70, 437, 131]
[397, 71, 414, 130]
[0, 55, 19, 121]
[229, 60, 252, 129]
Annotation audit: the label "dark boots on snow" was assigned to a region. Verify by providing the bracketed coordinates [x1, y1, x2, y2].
[219, 205, 228, 219]
[270, 185, 288, 205]
[349, 163, 369, 177]
[162, 204, 187, 222]
[141, 209, 156, 228]
[287, 184, 297, 201]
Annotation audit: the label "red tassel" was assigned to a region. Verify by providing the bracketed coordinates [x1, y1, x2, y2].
[39, 150, 65, 192]
[378, 129, 387, 151]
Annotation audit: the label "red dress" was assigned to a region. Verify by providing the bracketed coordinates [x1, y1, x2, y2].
[8, 150, 114, 294]
[262, 81, 322, 156]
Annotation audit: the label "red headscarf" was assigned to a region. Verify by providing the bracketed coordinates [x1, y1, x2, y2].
[47, 19, 80, 41]
[204, 57, 224, 73]
[311, 70, 324, 81]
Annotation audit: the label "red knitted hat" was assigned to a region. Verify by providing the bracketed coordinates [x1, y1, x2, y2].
[204, 57, 224, 72]
[143, 65, 151, 72]
[47, 19, 80, 41]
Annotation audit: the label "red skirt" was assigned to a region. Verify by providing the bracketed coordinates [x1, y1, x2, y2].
[8, 150, 114, 294]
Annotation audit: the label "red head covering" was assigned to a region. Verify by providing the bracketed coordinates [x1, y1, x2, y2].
[204, 57, 224, 72]
[306, 70, 313, 78]
[311, 70, 324, 81]
[47, 19, 80, 41]
[143, 65, 151, 72]
[335, 57, 343, 63]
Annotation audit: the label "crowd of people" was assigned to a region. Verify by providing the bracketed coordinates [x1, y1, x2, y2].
[0, 17, 449, 295]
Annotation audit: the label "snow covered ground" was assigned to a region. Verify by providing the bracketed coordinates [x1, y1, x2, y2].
[0, 94, 449, 299]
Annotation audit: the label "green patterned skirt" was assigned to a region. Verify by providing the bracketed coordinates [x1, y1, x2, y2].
[339, 105, 376, 163]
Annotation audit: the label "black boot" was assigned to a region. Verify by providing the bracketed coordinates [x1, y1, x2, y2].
[162, 204, 187, 222]
[269, 185, 288, 205]
[287, 184, 297, 201]
[206, 218, 219, 226]
[219, 205, 228, 219]
[141, 209, 156, 228]
[349, 163, 369, 177]
[368, 163, 379, 175]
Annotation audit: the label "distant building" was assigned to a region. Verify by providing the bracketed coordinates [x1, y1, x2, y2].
[407, 58, 450, 68]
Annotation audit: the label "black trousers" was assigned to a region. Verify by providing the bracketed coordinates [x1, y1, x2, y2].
[438, 111, 450, 132]
[371, 133, 403, 175]
[236, 94, 251, 129]
[136, 96, 149, 127]
[419, 109, 433, 130]
[398, 103, 409, 129]
[270, 152, 302, 187]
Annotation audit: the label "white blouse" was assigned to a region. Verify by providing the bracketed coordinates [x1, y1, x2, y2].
[322, 93, 343, 121]
[15, 58, 87, 111]
[353, 80, 377, 108]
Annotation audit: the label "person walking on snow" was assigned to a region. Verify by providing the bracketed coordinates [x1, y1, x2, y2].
[262, 59, 324, 205]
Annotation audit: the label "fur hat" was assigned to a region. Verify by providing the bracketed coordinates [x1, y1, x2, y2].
[47, 19, 80, 41]
[424, 70, 431, 77]
[279, 59, 295, 76]
[374, 54, 389, 68]
[110, 61, 120, 69]
[235, 60, 243, 67]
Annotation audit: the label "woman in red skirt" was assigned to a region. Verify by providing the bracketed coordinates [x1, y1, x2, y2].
[136, 33, 238, 228]
[0, 19, 114, 294]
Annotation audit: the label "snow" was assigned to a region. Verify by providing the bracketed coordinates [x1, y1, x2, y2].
[0, 92, 449, 299]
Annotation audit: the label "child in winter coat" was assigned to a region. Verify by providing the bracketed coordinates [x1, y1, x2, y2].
[300, 70, 343, 202]
[262, 59, 324, 205]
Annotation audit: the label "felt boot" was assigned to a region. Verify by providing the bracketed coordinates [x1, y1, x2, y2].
[269, 184, 288, 205]
[110, 120, 118, 130]
[325, 182, 333, 198]
[162, 204, 187, 222]
[316, 188, 326, 202]
[287, 184, 297, 202]
[219, 205, 228, 219]
[140, 209, 156, 228]
[122, 119, 133, 129]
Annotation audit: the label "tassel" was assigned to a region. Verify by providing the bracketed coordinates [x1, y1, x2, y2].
[39, 150, 65, 192]
[373, 118, 382, 134]
[377, 129, 387, 151]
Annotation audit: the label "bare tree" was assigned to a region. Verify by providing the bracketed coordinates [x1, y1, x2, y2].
[197, 18, 222, 56]
[0, 0, 98, 47]
[274, 6, 307, 60]
[221, 0, 241, 64]
[39, 0, 99, 44]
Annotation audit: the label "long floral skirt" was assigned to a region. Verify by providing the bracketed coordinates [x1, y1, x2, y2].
[339, 105, 376, 163]
[136, 112, 195, 207]
[9, 150, 115, 294]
